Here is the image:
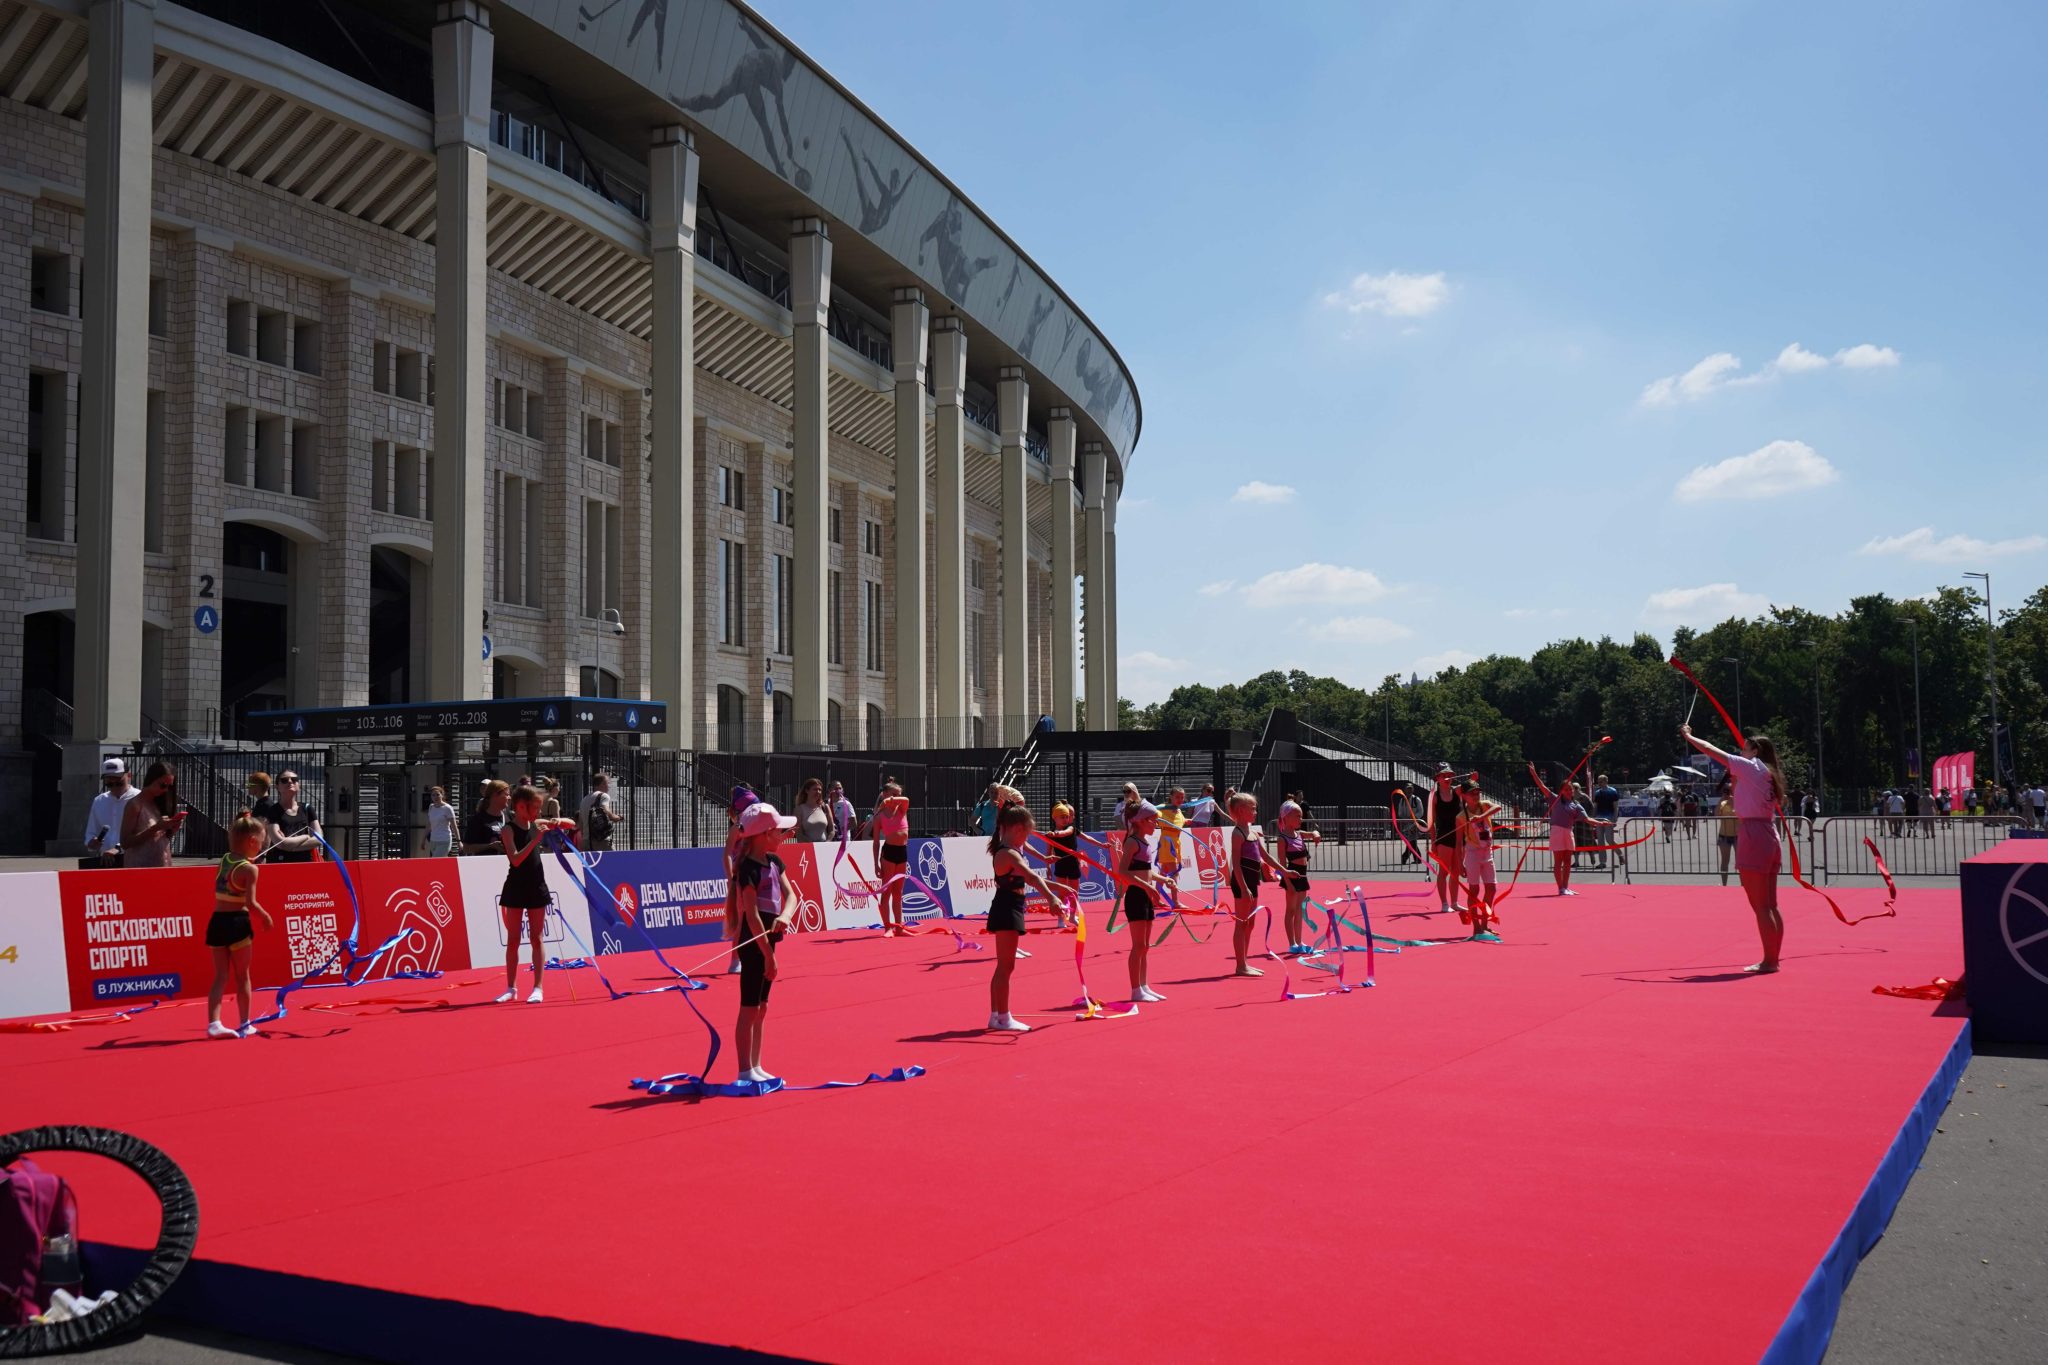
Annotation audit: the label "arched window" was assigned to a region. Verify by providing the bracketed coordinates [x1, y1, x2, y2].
[717, 685, 747, 752]
[771, 691, 793, 752]
[865, 704, 885, 749]
[578, 666, 621, 698]
[827, 699, 844, 750]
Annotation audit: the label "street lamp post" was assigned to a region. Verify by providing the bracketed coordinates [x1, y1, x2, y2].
[1910, 618, 1923, 785]
[1720, 656, 1744, 736]
[1963, 572, 1998, 786]
[1804, 640, 1824, 814]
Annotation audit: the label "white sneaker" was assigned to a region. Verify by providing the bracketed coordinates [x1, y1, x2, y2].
[1015, 949, 1033, 958]
[526, 987, 544, 1003]
[1560, 889, 1578, 897]
[207, 1021, 236, 1040]
[236, 1022, 260, 1039]
[992, 1014, 1032, 1032]
[1133, 986, 1167, 1003]
[494, 989, 516, 1004]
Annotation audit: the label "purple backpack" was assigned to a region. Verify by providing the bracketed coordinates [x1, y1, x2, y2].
[1, 1157, 78, 1324]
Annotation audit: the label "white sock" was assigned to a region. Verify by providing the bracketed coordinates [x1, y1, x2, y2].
[207, 1021, 236, 1039]
[494, 989, 516, 1003]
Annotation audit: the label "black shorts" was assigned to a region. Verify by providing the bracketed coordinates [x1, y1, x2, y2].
[880, 843, 909, 865]
[1236, 864, 1263, 893]
[205, 909, 252, 949]
[737, 940, 773, 1008]
[1284, 862, 1310, 893]
[987, 892, 1028, 936]
[1718, 834, 1738, 849]
[1122, 883, 1156, 924]
[1053, 856, 1082, 881]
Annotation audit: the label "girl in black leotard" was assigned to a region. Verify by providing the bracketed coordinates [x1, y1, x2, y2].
[1427, 766, 1463, 915]
[987, 805, 1061, 1033]
[1226, 792, 1267, 977]
[1120, 802, 1170, 1005]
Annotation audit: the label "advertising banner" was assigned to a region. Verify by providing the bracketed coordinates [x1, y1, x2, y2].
[1931, 752, 1976, 799]
[458, 851, 600, 967]
[57, 859, 473, 1012]
[0, 872, 71, 1019]
[579, 845, 730, 952]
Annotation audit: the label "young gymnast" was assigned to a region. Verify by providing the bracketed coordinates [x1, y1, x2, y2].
[1528, 764, 1602, 896]
[1426, 765, 1463, 914]
[205, 811, 275, 1039]
[1276, 798, 1321, 954]
[1041, 801, 1085, 931]
[1682, 724, 1788, 973]
[1226, 792, 1266, 977]
[497, 784, 576, 1003]
[1456, 777, 1503, 941]
[729, 802, 801, 1082]
[872, 783, 913, 935]
[721, 785, 760, 974]
[1156, 786, 1190, 890]
[1120, 801, 1168, 1003]
[986, 805, 1064, 1032]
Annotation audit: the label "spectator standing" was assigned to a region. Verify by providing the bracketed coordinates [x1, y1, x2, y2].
[828, 780, 856, 842]
[422, 786, 456, 857]
[1885, 789, 1905, 837]
[2030, 782, 2048, 831]
[1591, 776, 1620, 869]
[578, 771, 617, 851]
[1680, 791, 1702, 840]
[1658, 791, 1676, 841]
[82, 757, 139, 864]
[538, 775, 564, 823]
[118, 761, 186, 869]
[462, 780, 512, 855]
[794, 778, 832, 842]
[262, 770, 325, 862]
[1902, 786, 1921, 835]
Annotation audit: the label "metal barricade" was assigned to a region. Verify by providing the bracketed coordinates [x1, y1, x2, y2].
[1813, 814, 2025, 882]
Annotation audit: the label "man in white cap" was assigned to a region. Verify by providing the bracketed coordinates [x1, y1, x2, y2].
[83, 757, 139, 862]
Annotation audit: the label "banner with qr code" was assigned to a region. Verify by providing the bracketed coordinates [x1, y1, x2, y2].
[45, 860, 474, 1014]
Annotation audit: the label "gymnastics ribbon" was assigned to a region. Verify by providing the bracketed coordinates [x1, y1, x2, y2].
[251, 828, 441, 1024]
[1284, 886, 1379, 998]
[1564, 735, 1614, 787]
[545, 833, 717, 992]
[1670, 657, 1894, 928]
[0, 998, 191, 1033]
[1872, 976, 1963, 1002]
[828, 826, 984, 949]
[1070, 885, 1134, 1019]
[1864, 837, 1899, 913]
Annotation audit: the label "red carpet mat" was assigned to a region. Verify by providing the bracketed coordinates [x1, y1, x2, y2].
[4, 879, 1964, 1363]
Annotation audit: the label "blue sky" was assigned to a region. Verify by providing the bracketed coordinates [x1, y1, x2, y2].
[762, 0, 2048, 704]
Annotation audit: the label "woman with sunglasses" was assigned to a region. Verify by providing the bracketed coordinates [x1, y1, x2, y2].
[261, 770, 325, 862]
[118, 761, 186, 869]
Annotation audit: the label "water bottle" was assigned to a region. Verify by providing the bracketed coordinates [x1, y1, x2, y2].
[41, 1233, 82, 1300]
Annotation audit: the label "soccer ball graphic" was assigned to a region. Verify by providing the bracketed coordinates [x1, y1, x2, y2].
[917, 843, 946, 890]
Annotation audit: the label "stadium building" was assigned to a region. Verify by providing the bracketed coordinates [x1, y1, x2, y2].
[0, 0, 1138, 842]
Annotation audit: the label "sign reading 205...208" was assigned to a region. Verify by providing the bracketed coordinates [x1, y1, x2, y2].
[245, 698, 667, 741]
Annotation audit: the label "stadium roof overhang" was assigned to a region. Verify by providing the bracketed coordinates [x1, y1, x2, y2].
[354, 0, 1141, 483]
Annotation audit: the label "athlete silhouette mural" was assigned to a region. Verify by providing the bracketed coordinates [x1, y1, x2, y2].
[678, 20, 811, 190]
[840, 129, 914, 234]
[578, 0, 669, 67]
[919, 197, 997, 304]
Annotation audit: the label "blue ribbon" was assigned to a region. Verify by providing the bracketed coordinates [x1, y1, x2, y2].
[630, 1064, 926, 1100]
[252, 829, 441, 1024]
[539, 834, 708, 1002]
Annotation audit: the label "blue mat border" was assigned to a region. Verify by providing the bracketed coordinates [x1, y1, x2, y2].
[1761, 1016, 1973, 1365]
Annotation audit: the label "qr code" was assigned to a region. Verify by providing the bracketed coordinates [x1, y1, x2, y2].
[288, 913, 340, 978]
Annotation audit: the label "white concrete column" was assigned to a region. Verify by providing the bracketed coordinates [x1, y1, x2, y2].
[890, 287, 929, 746]
[997, 366, 1029, 747]
[649, 125, 698, 742]
[72, 0, 155, 743]
[1105, 470, 1121, 729]
[789, 218, 831, 748]
[1047, 409, 1078, 732]
[1081, 442, 1109, 731]
[430, 1, 492, 701]
[931, 317, 968, 747]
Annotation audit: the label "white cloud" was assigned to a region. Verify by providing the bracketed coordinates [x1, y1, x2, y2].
[1858, 527, 2047, 565]
[1231, 480, 1297, 505]
[1641, 583, 1771, 624]
[1411, 649, 1479, 676]
[1503, 607, 1570, 620]
[1197, 580, 1236, 597]
[1640, 352, 1747, 406]
[1674, 439, 1839, 502]
[1119, 650, 1194, 704]
[1239, 563, 1393, 609]
[1834, 343, 1901, 369]
[1639, 340, 1902, 405]
[1304, 615, 1413, 645]
[1321, 270, 1449, 321]
[1773, 342, 1831, 374]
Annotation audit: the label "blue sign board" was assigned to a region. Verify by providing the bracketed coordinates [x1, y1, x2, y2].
[193, 605, 219, 634]
[583, 847, 729, 953]
[901, 839, 954, 921]
[481, 634, 493, 661]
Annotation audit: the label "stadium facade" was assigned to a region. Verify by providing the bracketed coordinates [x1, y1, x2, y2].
[0, 0, 1137, 834]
